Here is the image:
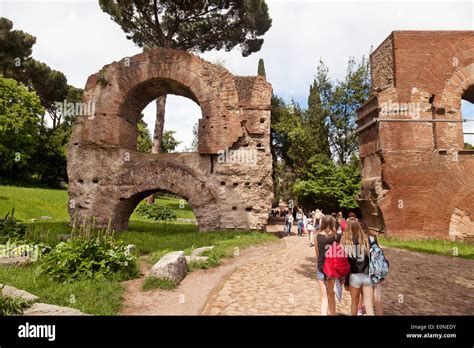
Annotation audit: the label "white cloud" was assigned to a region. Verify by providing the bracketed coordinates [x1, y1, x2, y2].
[1, 0, 473, 149]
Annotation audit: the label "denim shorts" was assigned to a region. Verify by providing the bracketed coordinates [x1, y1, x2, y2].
[349, 273, 372, 288]
[316, 270, 326, 281]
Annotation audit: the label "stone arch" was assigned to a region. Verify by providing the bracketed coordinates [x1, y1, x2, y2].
[67, 48, 274, 232]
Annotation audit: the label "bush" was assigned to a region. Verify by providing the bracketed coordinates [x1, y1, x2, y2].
[0, 208, 27, 243]
[39, 219, 139, 282]
[0, 289, 30, 316]
[135, 201, 177, 222]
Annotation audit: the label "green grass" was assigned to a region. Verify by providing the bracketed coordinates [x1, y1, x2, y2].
[0, 185, 196, 223]
[0, 186, 70, 222]
[0, 265, 123, 315]
[378, 236, 474, 259]
[142, 277, 177, 291]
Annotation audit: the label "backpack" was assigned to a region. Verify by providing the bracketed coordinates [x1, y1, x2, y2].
[368, 236, 389, 284]
[323, 241, 350, 279]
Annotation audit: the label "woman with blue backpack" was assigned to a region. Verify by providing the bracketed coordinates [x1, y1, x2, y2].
[341, 217, 375, 315]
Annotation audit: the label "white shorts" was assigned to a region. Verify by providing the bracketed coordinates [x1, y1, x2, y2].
[349, 273, 372, 288]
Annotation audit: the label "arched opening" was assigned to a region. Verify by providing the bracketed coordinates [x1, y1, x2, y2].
[141, 95, 202, 153]
[461, 86, 474, 149]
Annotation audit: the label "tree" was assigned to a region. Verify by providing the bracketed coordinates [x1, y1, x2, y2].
[137, 119, 153, 153]
[258, 58, 266, 79]
[160, 130, 181, 153]
[99, 0, 272, 154]
[0, 17, 35, 78]
[465, 142, 474, 150]
[314, 58, 370, 164]
[293, 154, 361, 213]
[0, 77, 44, 182]
[0, 17, 71, 129]
[25, 60, 69, 129]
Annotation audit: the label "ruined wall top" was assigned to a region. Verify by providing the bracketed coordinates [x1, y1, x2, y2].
[369, 31, 474, 102]
[75, 48, 272, 154]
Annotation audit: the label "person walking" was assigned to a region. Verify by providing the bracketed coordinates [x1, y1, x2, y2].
[296, 208, 304, 237]
[284, 211, 293, 237]
[340, 217, 375, 316]
[315, 215, 345, 315]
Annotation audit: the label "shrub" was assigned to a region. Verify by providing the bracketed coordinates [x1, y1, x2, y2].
[0, 208, 27, 243]
[39, 217, 139, 282]
[135, 201, 177, 222]
[0, 289, 30, 315]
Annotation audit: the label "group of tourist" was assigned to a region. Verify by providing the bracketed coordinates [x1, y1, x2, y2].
[284, 208, 389, 316]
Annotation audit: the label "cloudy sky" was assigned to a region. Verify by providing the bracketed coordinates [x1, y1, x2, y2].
[1, 0, 473, 148]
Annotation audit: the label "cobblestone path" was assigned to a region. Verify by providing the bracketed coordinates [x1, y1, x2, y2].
[202, 234, 474, 315]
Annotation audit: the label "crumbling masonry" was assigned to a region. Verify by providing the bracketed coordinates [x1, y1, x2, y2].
[357, 31, 474, 241]
[67, 48, 273, 231]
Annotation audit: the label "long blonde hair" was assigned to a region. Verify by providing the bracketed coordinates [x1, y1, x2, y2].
[341, 218, 369, 256]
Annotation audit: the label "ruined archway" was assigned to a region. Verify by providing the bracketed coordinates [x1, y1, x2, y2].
[357, 31, 474, 240]
[67, 48, 273, 231]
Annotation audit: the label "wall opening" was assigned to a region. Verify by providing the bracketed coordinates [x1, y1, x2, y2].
[461, 90, 474, 149]
[141, 95, 202, 153]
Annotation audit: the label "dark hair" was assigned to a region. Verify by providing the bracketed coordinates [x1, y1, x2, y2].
[348, 211, 357, 219]
[319, 215, 336, 236]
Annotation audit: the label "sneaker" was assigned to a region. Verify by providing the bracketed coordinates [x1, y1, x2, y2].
[357, 309, 364, 316]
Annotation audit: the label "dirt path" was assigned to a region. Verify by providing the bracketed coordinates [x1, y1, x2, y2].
[121, 232, 474, 315]
[119, 240, 283, 315]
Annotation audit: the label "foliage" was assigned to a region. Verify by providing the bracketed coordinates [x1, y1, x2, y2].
[464, 142, 474, 150]
[0, 77, 44, 182]
[142, 277, 177, 291]
[135, 201, 177, 222]
[39, 219, 139, 282]
[160, 130, 181, 153]
[0, 290, 30, 316]
[0, 208, 27, 244]
[0, 17, 36, 79]
[293, 155, 361, 213]
[99, 0, 272, 56]
[315, 58, 370, 164]
[137, 119, 153, 153]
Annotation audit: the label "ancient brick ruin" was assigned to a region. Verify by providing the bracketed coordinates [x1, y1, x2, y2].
[67, 48, 273, 231]
[357, 31, 474, 240]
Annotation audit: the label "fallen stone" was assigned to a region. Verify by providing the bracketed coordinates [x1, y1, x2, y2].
[185, 255, 209, 263]
[0, 257, 31, 267]
[191, 246, 214, 257]
[23, 303, 88, 316]
[148, 251, 188, 285]
[0, 284, 39, 303]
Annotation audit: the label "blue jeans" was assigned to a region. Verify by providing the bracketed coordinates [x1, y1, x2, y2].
[297, 220, 304, 235]
[286, 222, 292, 235]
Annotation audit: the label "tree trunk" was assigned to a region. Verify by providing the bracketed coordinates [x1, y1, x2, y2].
[146, 94, 167, 204]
